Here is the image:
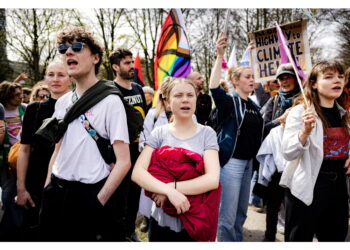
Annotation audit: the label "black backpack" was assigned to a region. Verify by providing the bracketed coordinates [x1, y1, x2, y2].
[206, 108, 221, 132]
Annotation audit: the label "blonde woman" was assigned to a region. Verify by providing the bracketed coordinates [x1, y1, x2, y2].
[29, 82, 50, 102]
[16, 60, 72, 240]
[209, 33, 264, 241]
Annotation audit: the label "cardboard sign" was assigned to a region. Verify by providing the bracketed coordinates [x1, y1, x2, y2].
[249, 20, 311, 82]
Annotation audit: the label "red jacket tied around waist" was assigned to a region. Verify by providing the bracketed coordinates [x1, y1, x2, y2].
[145, 146, 221, 242]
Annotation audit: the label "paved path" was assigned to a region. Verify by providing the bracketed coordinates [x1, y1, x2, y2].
[1, 188, 349, 242]
[243, 206, 350, 242]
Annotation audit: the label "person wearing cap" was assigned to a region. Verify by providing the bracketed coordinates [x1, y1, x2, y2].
[260, 63, 300, 241]
[142, 86, 154, 115]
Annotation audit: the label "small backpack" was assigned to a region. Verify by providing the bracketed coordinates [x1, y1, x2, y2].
[206, 107, 229, 133]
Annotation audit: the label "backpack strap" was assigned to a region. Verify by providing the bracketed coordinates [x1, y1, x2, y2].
[56, 80, 123, 142]
[79, 113, 116, 164]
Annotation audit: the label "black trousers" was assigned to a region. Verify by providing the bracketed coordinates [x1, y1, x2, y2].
[148, 217, 194, 242]
[19, 192, 42, 241]
[264, 172, 285, 241]
[124, 171, 141, 237]
[39, 175, 125, 241]
[124, 143, 141, 237]
[284, 171, 349, 242]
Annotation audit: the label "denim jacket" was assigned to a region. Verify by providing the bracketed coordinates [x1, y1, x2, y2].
[210, 86, 263, 167]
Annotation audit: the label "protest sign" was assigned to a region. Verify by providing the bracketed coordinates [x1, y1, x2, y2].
[249, 20, 311, 82]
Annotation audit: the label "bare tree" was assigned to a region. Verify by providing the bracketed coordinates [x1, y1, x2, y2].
[187, 8, 321, 85]
[317, 8, 350, 67]
[124, 8, 166, 87]
[0, 8, 13, 82]
[6, 9, 68, 85]
[93, 9, 126, 80]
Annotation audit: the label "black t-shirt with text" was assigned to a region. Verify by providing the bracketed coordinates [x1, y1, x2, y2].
[114, 81, 146, 164]
[114, 81, 147, 119]
[21, 97, 57, 194]
[232, 98, 263, 160]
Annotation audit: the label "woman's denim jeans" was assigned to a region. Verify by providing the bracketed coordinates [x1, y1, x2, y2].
[249, 170, 262, 207]
[217, 158, 252, 242]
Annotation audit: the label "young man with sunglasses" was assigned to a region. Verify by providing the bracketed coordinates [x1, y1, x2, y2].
[39, 27, 131, 241]
[109, 48, 146, 242]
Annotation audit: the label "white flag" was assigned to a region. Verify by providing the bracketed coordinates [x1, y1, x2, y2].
[227, 44, 238, 68]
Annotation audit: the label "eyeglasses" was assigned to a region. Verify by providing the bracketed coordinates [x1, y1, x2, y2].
[58, 42, 85, 54]
[37, 94, 50, 99]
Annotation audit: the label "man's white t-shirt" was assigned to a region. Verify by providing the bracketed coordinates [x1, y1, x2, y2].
[52, 91, 129, 184]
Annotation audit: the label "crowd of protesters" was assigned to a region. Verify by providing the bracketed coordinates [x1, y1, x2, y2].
[0, 25, 349, 243]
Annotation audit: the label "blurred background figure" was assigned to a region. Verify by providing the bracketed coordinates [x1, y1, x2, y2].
[21, 88, 32, 104]
[186, 71, 212, 125]
[142, 86, 154, 115]
[263, 80, 280, 98]
[29, 82, 50, 103]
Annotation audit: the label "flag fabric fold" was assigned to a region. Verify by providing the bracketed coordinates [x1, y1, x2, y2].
[276, 23, 305, 81]
[154, 9, 191, 91]
[240, 47, 250, 67]
[227, 45, 238, 68]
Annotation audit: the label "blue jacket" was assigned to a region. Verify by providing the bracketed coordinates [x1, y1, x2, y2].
[210, 86, 263, 167]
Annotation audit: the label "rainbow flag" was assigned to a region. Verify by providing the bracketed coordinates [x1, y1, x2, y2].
[154, 9, 191, 91]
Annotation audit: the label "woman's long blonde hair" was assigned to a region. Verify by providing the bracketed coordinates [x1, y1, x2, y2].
[30, 81, 50, 102]
[294, 60, 349, 129]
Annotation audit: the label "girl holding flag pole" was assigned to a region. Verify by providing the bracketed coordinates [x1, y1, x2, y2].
[281, 60, 350, 241]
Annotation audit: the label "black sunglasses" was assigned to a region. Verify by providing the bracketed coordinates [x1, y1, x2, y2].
[58, 42, 85, 54]
[37, 94, 50, 99]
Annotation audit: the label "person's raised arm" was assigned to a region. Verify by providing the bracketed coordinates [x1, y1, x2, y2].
[209, 32, 228, 89]
[13, 73, 28, 83]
